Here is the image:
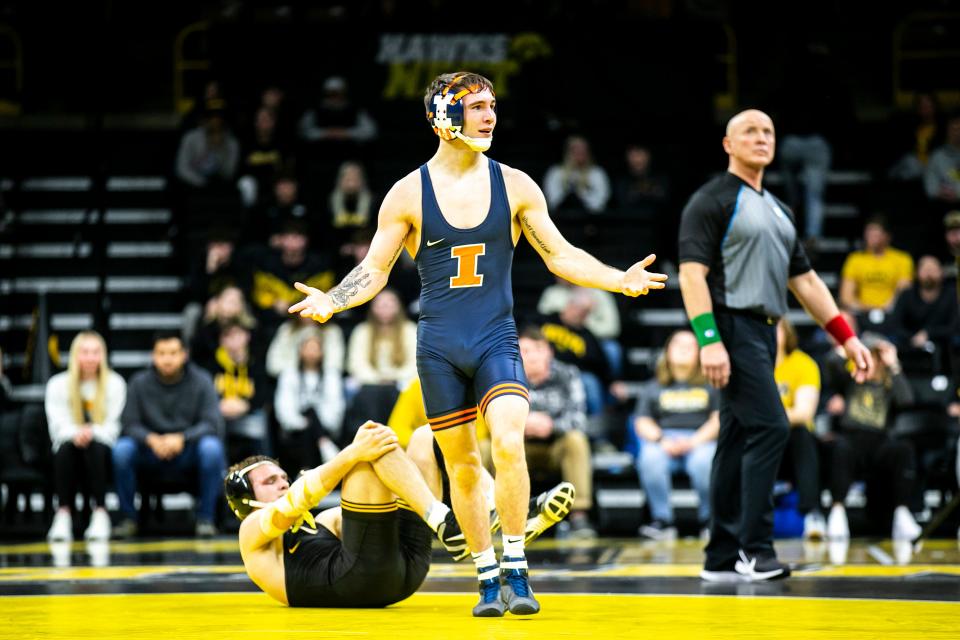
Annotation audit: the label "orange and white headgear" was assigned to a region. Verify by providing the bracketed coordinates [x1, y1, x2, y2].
[427, 75, 495, 152]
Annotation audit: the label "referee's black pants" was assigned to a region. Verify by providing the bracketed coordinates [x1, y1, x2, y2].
[704, 311, 790, 569]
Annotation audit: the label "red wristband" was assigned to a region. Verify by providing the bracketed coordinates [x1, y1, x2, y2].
[825, 315, 855, 345]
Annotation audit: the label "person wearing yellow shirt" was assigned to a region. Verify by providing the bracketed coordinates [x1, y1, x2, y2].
[774, 318, 825, 540]
[839, 216, 914, 315]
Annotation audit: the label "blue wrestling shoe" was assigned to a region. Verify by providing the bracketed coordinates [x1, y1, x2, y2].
[499, 557, 540, 615]
[472, 565, 505, 617]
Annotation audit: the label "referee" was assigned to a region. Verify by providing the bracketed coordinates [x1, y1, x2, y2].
[678, 109, 873, 582]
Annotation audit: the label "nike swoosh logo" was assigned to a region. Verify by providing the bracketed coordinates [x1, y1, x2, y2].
[426, 238, 445, 247]
[288, 541, 301, 554]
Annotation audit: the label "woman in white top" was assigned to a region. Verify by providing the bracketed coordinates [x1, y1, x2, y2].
[45, 331, 126, 541]
[274, 333, 345, 475]
[346, 288, 417, 386]
[265, 315, 345, 379]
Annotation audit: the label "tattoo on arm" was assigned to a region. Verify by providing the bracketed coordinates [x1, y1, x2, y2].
[387, 238, 405, 268]
[521, 215, 552, 255]
[328, 265, 372, 310]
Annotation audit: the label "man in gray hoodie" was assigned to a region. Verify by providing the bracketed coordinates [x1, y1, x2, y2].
[113, 331, 226, 538]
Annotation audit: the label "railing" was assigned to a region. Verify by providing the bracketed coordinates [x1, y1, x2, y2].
[714, 22, 737, 117]
[173, 20, 211, 115]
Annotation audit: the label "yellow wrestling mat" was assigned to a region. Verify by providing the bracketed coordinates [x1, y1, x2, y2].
[2, 592, 957, 640]
[4, 563, 960, 582]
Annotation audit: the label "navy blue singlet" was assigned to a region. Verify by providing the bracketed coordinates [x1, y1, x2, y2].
[415, 158, 529, 430]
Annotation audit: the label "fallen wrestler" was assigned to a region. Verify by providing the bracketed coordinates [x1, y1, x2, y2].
[226, 422, 575, 608]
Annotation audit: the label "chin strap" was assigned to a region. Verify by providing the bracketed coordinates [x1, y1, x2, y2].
[453, 130, 492, 152]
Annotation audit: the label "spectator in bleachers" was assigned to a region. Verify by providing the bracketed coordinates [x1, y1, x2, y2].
[543, 135, 611, 214]
[633, 330, 718, 540]
[178, 78, 225, 133]
[537, 278, 623, 397]
[945, 210, 960, 264]
[825, 335, 921, 541]
[249, 218, 335, 333]
[887, 255, 958, 362]
[327, 160, 375, 248]
[189, 284, 257, 372]
[174, 99, 240, 190]
[538, 288, 613, 415]
[924, 112, 960, 205]
[237, 106, 290, 208]
[773, 318, 825, 540]
[274, 333, 344, 477]
[205, 321, 271, 463]
[44, 332, 126, 542]
[329, 160, 374, 231]
[839, 216, 914, 319]
[265, 315, 345, 379]
[346, 289, 417, 387]
[519, 326, 595, 538]
[182, 228, 243, 348]
[614, 144, 670, 217]
[259, 84, 295, 148]
[888, 92, 944, 182]
[537, 277, 621, 342]
[247, 172, 311, 247]
[184, 227, 242, 307]
[298, 75, 378, 145]
[342, 289, 417, 431]
[113, 332, 225, 539]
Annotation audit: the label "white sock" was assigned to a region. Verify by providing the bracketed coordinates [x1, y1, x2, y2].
[502, 533, 525, 559]
[472, 547, 498, 576]
[424, 501, 450, 533]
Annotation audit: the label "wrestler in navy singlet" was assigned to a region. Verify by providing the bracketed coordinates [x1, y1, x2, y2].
[415, 158, 529, 431]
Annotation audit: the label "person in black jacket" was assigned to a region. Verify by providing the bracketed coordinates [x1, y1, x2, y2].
[887, 255, 958, 366]
[824, 335, 921, 541]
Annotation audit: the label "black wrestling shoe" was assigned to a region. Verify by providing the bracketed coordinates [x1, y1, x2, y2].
[437, 511, 469, 561]
[439, 509, 503, 562]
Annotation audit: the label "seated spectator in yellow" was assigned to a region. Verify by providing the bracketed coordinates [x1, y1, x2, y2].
[839, 216, 913, 314]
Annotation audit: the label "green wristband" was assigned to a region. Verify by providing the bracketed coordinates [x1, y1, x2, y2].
[691, 312, 721, 347]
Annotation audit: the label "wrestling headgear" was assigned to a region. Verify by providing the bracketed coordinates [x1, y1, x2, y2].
[427, 73, 495, 152]
[224, 458, 274, 520]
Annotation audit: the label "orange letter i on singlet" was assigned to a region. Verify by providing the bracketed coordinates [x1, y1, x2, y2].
[449, 243, 485, 288]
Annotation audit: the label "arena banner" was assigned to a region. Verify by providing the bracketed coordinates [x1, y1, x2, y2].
[374, 32, 553, 100]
